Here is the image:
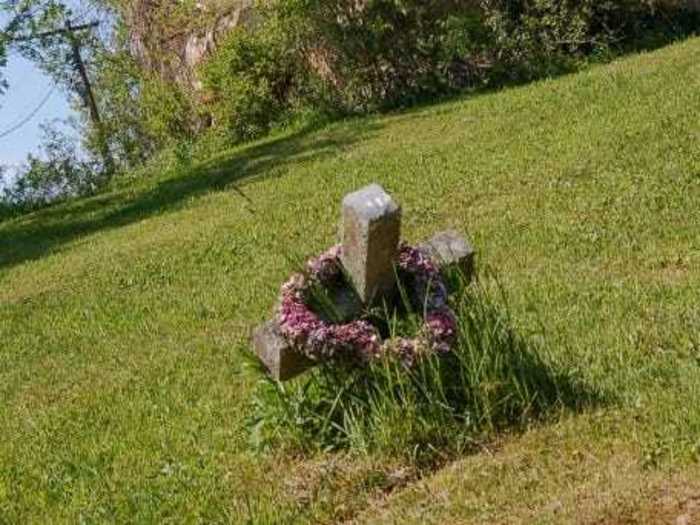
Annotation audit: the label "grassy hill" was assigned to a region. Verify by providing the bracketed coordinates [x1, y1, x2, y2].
[1, 37, 699, 523]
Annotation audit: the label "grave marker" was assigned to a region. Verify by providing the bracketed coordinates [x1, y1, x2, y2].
[419, 230, 475, 280]
[253, 320, 314, 381]
[253, 183, 475, 381]
[340, 183, 401, 304]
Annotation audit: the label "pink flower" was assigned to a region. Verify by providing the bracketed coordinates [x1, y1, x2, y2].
[276, 243, 458, 365]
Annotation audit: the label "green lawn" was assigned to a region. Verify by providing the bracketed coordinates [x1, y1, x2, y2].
[1, 37, 700, 523]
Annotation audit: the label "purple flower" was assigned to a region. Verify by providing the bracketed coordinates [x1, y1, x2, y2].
[307, 245, 343, 283]
[390, 339, 418, 367]
[276, 243, 458, 365]
[425, 309, 457, 353]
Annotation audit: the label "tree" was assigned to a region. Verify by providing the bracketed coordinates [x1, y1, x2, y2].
[1, 0, 118, 175]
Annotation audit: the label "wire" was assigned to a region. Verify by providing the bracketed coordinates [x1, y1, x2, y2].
[0, 84, 56, 139]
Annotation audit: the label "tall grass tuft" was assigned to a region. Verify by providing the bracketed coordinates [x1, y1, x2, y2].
[248, 271, 593, 465]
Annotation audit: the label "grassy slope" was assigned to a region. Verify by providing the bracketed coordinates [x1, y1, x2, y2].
[1, 38, 699, 523]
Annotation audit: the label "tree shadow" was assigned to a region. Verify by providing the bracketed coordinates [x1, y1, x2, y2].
[0, 121, 381, 272]
[3, 13, 696, 273]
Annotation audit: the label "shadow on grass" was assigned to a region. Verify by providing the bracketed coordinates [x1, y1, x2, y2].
[0, 121, 381, 271]
[3, 16, 696, 272]
[248, 272, 605, 469]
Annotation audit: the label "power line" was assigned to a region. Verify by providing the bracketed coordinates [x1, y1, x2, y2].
[2, 17, 113, 174]
[0, 84, 56, 139]
[7, 21, 98, 42]
[3, 78, 46, 113]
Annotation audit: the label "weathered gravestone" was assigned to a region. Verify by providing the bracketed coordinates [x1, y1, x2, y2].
[341, 183, 401, 304]
[253, 320, 314, 381]
[253, 183, 475, 381]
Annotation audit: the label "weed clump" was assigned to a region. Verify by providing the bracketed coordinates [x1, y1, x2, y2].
[248, 272, 590, 465]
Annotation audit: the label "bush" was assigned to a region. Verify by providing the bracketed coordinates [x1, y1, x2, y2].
[201, 7, 309, 143]
[278, 0, 487, 111]
[80, 0, 696, 172]
[248, 273, 592, 465]
[91, 50, 157, 170]
[200, 1, 489, 139]
[481, 0, 697, 81]
[200, 0, 695, 141]
[139, 76, 195, 147]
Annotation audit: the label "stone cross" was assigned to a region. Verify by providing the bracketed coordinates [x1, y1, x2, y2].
[253, 183, 475, 382]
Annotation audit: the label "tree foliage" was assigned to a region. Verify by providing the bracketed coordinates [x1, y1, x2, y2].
[2, 0, 697, 211]
[199, 0, 695, 146]
[2, 122, 98, 207]
[0, 0, 118, 201]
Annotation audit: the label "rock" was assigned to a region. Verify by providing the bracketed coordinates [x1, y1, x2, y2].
[340, 183, 401, 304]
[676, 515, 690, 525]
[127, 0, 255, 91]
[419, 230, 475, 280]
[253, 320, 314, 381]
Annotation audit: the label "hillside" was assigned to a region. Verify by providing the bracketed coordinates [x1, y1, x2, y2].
[1, 37, 700, 523]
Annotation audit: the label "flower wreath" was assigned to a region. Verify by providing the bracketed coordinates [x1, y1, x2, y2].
[277, 244, 457, 367]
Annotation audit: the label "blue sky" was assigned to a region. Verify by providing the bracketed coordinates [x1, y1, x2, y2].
[0, 54, 74, 166]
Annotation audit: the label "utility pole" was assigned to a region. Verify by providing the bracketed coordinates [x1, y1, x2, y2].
[65, 19, 115, 177]
[8, 20, 115, 177]
[9, 22, 99, 42]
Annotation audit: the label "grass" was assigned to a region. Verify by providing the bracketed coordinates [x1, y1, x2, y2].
[1, 37, 700, 522]
[250, 274, 593, 464]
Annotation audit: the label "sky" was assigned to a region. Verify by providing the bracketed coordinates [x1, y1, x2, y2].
[0, 54, 74, 167]
[0, 0, 113, 194]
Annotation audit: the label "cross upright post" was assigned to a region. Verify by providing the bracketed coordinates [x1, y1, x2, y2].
[340, 183, 401, 305]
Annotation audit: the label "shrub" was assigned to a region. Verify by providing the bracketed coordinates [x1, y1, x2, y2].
[201, 7, 308, 142]
[279, 0, 487, 111]
[91, 49, 157, 170]
[481, 0, 697, 81]
[79, 0, 697, 172]
[201, 0, 695, 140]
[200, 1, 489, 139]
[139, 76, 195, 147]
